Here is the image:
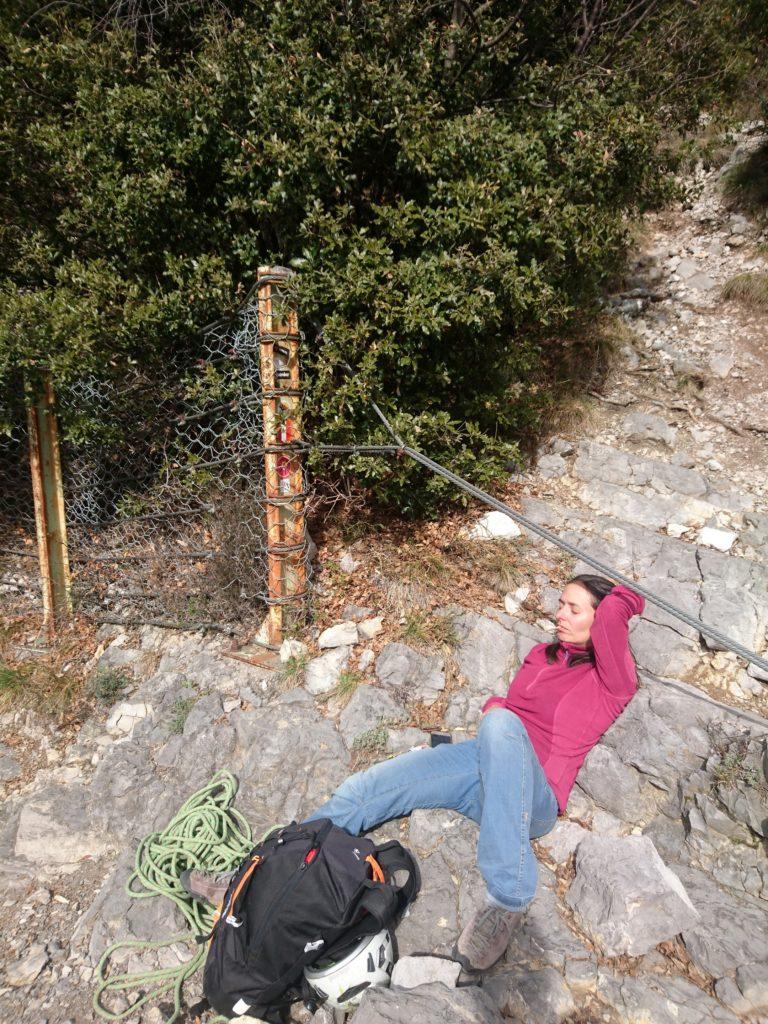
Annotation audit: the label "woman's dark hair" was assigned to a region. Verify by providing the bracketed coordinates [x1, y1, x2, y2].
[545, 575, 615, 667]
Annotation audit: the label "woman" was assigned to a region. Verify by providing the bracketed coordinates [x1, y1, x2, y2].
[306, 575, 644, 972]
[184, 575, 644, 973]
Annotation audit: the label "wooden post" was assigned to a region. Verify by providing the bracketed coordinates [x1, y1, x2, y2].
[257, 266, 306, 649]
[27, 374, 72, 636]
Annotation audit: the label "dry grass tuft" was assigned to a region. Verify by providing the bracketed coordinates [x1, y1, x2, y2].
[721, 271, 768, 309]
[274, 652, 309, 692]
[399, 610, 459, 650]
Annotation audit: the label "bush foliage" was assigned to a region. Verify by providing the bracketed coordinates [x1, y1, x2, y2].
[0, 1, 763, 510]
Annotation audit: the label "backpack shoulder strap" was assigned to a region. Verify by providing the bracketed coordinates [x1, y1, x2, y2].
[373, 841, 421, 905]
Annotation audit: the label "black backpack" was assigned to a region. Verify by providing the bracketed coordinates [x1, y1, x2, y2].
[202, 818, 420, 1019]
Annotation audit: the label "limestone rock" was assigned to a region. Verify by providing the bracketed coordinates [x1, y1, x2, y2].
[318, 621, 358, 649]
[566, 834, 699, 956]
[0, 743, 21, 781]
[358, 616, 384, 640]
[5, 943, 48, 987]
[304, 647, 350, 695]
[576, 745, 649, 824]
[677, 864, 768, 977]
[467, 511, 522, 540]
[354, 982, 505, 1024]
[339, 551, 358, 573]
[597, 968, 740, 1024]
[338, 685, 407, 748]
[15, 784, 113, 866]
[452, 610, 517, 694]
[105, 701, 152, 737]
[390, 955, 460, 989]
[622, 412, 677, 446]
[358, 648, 375, 672]
[697, 526, 737, 551]
[537, 820, 588, 864]
[376, 643, 445, 703]
[279, 638, 308, 663]
[486, 966, 576, 1024]
[537, 453, 568, 479]
[734, 962, 768, 1014]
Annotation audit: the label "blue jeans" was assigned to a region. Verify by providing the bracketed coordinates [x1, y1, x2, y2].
[309, 709, 558, 910]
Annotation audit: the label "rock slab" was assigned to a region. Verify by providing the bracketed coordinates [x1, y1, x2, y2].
[566, 834, 699, 955]
[376, 643, 445, 703]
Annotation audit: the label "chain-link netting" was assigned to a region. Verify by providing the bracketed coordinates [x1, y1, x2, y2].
[0, 289, 311, 640]
[0, 417, 41, 614]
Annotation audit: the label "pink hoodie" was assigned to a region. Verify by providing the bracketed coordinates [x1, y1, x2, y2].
[481, 585, 645, 813]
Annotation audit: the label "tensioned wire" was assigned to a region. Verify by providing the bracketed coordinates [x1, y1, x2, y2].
[308, 401, 768, 677]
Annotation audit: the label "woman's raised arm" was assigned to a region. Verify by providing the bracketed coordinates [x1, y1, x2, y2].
[590, 584, 645, 700]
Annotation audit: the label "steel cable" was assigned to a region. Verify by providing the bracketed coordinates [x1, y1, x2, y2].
[345, 402, 768, 676]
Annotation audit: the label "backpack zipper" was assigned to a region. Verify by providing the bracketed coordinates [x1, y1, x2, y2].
[245, 849, 316, 959]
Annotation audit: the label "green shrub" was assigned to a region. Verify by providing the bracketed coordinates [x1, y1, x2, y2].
[169, 696, 197, 734]
[0, 2, 763, 509]
[89, 668, 132, 704]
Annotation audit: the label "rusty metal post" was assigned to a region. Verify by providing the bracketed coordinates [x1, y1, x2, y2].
[26, 374, 72, 636]
[257, 265, 306, 649]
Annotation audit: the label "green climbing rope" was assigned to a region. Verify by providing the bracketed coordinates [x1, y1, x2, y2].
[93, 770, 271, 1024]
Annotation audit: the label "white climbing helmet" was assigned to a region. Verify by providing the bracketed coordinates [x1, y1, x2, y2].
[304, 928, 395, 1009]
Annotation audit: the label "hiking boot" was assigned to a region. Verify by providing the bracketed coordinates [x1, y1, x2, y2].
[179, 868, 235, 906]
[452, 902, 526, 972]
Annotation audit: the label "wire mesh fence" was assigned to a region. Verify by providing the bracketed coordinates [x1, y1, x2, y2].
[0, 273, 311, 643]
[0, 416, 40, 613]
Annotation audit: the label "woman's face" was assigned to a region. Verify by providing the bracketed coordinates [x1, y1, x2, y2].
[555, 583, 596, 646]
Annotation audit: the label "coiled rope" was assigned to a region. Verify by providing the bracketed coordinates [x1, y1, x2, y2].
[93, 770, 258, 1024]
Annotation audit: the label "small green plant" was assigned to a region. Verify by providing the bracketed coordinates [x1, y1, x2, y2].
[89, 668, 132, 704]
[400, 610, 458, 650]
[712, 755, 761, 790]
[708, 723, 764, 791]
[275, 653, 309, 691]
[170, 696, 197, 735]
[333, 669, 363, 708]
[0, 665, 25, 697]
[721, 272, 768, 310]
[351, 721, 392, 768]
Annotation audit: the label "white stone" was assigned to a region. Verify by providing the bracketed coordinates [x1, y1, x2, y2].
[391, 954, 461, 989]
[697, 526, 737, 552]
[467, 511, 522, 540]
[339, 551, 358, 573]
[318, 621, 359, 649]
[105, 701, 151, 737]
[710, 352, 735, 378]
[304, 647, 350, 695]
[358, 617, 384, 640]
[279, 638, 308, 663]
[666, 523, 688, 538]
[538, 820, 588, 864]
[357, 648, 375, 672]
[504, 585, 530, 617]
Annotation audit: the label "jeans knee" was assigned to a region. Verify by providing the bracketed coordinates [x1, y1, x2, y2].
[480, 707, 525, 743]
